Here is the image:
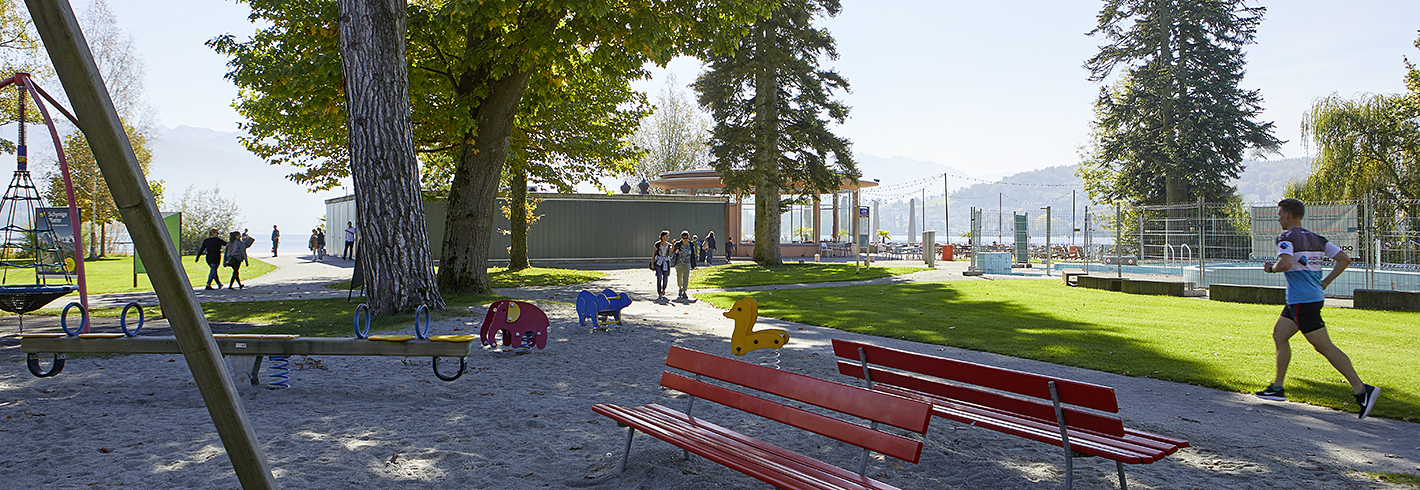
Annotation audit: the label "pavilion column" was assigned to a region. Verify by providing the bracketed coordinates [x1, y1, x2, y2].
[812, 196, 821, 244]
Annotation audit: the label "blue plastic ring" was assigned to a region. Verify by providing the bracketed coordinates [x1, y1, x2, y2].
[354, 303, 372, 339]
[60, 302, 87, 336]
[414, 305, 430, 339]
[120, 302, 144, 337]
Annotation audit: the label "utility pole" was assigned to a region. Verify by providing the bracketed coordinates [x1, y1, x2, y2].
[998, 192, 1003, 245]
[1042, 206, 1052, 276]
[1072, 190, 1076, 248]
[943, 173, 949, 244]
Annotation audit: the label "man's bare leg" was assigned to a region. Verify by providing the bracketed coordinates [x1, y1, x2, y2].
[1302, 327, 1365, 394]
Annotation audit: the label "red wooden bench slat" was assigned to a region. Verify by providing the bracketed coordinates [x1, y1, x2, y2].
[666, 346, 931, 434]
[886, 387, 1166, 463]
[1124, 428, 1190, 453]
[662, 372, 925, 464]
[593, 403, 875, 490]
[838, 360, 1127, 437]
[641, 404, 902, 490]
[832, 340, 1120, 412]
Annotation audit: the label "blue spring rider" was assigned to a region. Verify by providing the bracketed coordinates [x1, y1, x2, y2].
[576, 289, 632, 328]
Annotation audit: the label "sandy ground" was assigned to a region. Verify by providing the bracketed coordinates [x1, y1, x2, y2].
[1, 258, 1416, 489]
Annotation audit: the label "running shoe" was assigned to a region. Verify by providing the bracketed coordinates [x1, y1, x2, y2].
[1255, 385, 1286, 401]
[1356, 384, 1380, 420]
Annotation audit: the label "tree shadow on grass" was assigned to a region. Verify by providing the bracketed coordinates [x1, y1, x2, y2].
[704, 282, 1227, 390]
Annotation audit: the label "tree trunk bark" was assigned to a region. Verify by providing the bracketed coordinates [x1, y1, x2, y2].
[437, 69, 533, 293]
[508, 163, 530, 271]
[752, 19, 782, 266]
[337, 0, 444, 316]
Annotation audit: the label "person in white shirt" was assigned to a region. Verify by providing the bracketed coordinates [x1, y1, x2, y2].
[343, 221, 357, 260]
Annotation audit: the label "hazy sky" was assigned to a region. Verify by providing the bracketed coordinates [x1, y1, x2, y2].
[108, 0, 1420, 179]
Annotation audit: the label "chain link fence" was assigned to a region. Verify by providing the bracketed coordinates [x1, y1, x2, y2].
[1063, 199, 1420, 297]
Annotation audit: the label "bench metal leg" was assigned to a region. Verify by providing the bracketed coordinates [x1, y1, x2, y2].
[618, 427, 636, 474]
[1117, 461, 1126, 490]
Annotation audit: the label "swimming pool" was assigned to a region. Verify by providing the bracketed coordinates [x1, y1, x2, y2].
[1053, 262, 1420, 296]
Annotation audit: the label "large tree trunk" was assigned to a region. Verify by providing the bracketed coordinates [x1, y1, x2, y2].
[752, 19, 782, 266]
[437, 70, 533, 293]
[508, 164, 530, 271]
[337, 0, 444, 316]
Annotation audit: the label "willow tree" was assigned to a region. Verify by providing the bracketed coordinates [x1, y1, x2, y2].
[694, 0, 857, 266]
[336, 0, 443, 315]
[1079, 0, 1282, 206]
[1288, 32, 1420, 214]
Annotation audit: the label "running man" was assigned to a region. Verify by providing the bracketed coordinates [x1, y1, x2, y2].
[1255, 198, 1379, 419]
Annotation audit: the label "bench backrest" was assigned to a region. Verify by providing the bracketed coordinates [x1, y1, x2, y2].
[663, 346, 931, 464]
[831, 339, 1126, 437]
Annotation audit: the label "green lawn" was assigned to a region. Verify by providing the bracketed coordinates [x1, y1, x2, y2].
[31, 255, 277, 295]
[699, 280, 1420, 421]
[687, 263, 925, 289]
[325, 266, 603, 290]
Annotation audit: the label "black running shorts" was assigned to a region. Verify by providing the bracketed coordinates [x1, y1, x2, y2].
[1280, 301, 1326, 334]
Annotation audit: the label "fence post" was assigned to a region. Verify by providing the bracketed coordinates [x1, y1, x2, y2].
[1115, 203, 1123, 278]
[1198, 198, 1205, 287]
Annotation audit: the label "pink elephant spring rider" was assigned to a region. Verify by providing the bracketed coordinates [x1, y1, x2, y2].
[479, 300, 549, 352]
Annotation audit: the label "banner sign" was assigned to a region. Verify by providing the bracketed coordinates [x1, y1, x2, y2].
[35, 207, 76, 277]
[1251, 204, 1359, 259]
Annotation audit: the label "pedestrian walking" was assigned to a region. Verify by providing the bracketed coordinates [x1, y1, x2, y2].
[725, 236, 735, 263]
[343, 221, 357, 260]
[308, 228, 320, 262]
[224, 231, 249, 289]
[705, 231, 717, 265]
[690, 234, 700, 269]
[195, 229, 227, 290]
[1255, 198, 1379, 419]
[271, 225, 280, 257]
[316, 227, 327, 260]
[651, 230, 674, 299]
[673, 230, 695, 300]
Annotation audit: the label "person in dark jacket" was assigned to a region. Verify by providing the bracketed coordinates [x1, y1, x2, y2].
[195, 229, 227, 290]
[705, 231, 717, 265]
[225, 231, 249, 289]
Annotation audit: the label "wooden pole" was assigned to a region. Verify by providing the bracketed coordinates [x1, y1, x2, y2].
[23, 1, 277, 488]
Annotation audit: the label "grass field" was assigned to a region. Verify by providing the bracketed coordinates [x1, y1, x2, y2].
[324, 266, 604, 290]
[687, 263, 925, 289]
[699, 280, 1420, 421]
[19, 255, 277, 295]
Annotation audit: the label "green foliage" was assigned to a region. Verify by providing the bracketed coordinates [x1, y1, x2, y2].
[43, 125, 161, 227]
[174, 185, 244, 253]
[1080, 0, 1281, 206]
[1291, 93, 1419, 203]
[698, 280, 1420, 420]
[695, 0, 857, 202]
[1290, 34, 1420, 211]
[687, 263, 923, 289]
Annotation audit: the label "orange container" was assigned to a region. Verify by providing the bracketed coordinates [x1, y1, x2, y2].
[941, 244, 954, 261]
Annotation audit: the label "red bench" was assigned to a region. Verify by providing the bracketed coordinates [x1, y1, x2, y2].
[832, 339, 1188, 490]
[593, 346, 933, 490]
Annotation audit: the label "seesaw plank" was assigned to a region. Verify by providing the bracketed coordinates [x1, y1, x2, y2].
[21, 336, 477, 357]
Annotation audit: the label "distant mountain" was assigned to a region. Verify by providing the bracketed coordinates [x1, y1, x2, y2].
[854, 154, 1004, 192]
[1233, 157, 1312, 204]
[149, 125, 344, 252]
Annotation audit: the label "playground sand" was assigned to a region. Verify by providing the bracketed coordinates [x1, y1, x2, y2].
[2, 294, 1418, 489]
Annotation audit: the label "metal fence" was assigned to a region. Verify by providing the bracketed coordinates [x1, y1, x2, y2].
[1064, 199, 1420, 297]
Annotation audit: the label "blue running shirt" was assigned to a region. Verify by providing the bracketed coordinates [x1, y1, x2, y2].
[1275, 227, 1342, 304]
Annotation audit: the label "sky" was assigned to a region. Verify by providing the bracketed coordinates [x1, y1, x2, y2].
[103, 0, 1420, 179]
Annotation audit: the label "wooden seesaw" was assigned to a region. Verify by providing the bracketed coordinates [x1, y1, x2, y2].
[20, 303, 485, 382]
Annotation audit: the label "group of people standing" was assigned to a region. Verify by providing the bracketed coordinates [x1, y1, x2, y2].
[304, 221, 358, 262]
[651, 230, 729, 300]
[196, 228, 255, 290]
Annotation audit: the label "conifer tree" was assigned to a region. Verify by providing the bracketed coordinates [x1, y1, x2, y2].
[695, 0, 856, 266]
[1080, 0, 1282, 206]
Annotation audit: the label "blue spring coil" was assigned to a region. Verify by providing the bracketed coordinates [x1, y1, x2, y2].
[267, 356, 291, 389]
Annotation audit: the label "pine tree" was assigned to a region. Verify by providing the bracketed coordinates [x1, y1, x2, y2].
[695, 0, 856, 266]
[1080, 0, 1282, 206]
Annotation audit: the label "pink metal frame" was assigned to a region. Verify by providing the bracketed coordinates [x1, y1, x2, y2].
[0, 72, 88, 325]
